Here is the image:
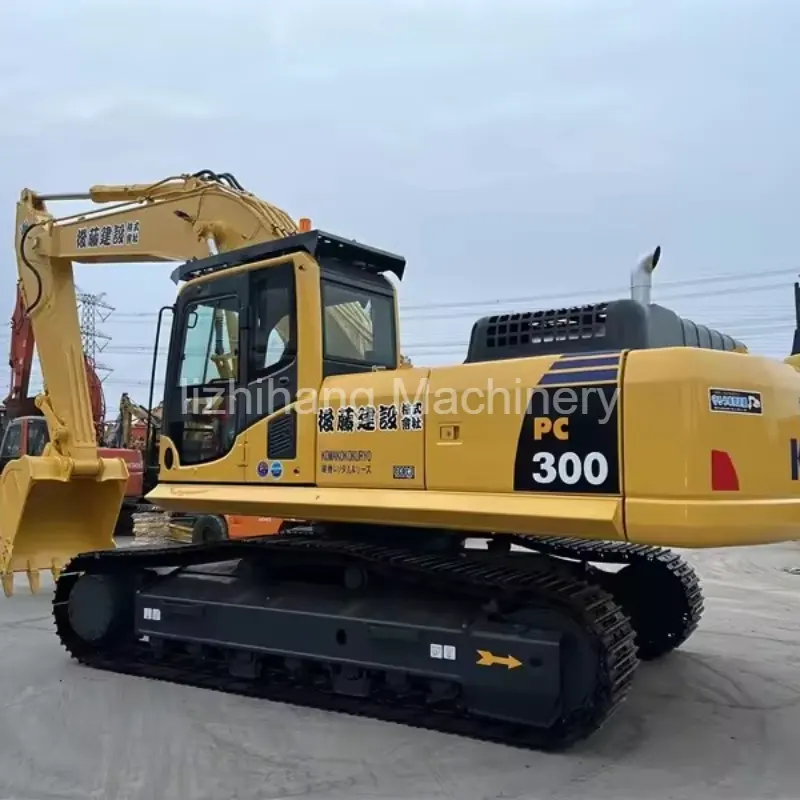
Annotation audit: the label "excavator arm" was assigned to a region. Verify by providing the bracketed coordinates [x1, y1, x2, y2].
[2, 169, 383, 593]
[83, 354, 106, 443]
[3, 282, 106, 438]
[113, 392, 161, 449]
[122, 393, 162, 425]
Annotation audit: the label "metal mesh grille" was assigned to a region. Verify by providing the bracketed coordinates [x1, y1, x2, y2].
[484, 303, 608, 350]
[267, 412, 296, 460]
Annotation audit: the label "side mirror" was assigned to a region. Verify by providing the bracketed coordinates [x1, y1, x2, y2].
[187, 311, 199, 330]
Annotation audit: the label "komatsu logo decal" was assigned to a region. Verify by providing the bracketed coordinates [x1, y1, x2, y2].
[708, 388, 762, 415]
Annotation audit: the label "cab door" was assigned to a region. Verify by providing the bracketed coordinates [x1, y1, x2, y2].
[240, 260, 302, 484]
[160, 274, 247, 481]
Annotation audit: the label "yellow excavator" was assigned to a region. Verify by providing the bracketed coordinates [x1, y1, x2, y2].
[4, 169, 800, 752]
[109, 393, 161, 451]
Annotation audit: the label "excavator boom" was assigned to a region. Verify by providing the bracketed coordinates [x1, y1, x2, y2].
[2, 170, 383, 592]
[4, 284, 36, 419]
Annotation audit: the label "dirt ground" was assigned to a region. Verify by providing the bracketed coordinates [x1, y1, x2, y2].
[1, 542, 798, 800]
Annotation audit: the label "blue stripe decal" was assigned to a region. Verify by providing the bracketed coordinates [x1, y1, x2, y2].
[538, 368, 618, 386]
[550, 355, 621, 370]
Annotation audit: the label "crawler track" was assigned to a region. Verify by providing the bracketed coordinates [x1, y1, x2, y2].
[53, 535, 640, 751]
[507, 536, 705, 660]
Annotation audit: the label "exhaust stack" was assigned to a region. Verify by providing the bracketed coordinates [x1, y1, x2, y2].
[631, 246, 661, 307]
[790, 281, 800, 357]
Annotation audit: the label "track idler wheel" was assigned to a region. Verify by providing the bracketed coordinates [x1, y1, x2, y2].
[607, 557, 703, 660]
[66, 573, 133, 650]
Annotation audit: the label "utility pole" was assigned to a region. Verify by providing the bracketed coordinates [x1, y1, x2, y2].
[76, 288, 114, 441]
[76, 288, 114, 382]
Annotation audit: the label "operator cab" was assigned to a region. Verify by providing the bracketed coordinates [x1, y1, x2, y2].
[0, 415, 49, 472]
[161, 230, 403, 468]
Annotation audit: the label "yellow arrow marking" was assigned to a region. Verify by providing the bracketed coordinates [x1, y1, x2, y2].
[476, 650, 523, 669]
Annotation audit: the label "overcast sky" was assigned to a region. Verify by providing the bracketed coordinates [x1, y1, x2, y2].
[2, 0, 798, 414]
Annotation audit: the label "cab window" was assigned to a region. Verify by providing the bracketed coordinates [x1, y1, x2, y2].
[173, 294, 240, 465]
[26, 420, 49, 455]
[249, 268, 296, 380]
[179, 296, 239, 387]
[321, 280, 396, 368]
[0, 423, 22, 459]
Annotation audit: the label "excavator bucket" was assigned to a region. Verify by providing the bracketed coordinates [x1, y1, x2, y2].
[0, 454, 127, 597]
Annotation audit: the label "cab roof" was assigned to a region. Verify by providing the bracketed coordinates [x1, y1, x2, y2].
[170, 229, 407, 285]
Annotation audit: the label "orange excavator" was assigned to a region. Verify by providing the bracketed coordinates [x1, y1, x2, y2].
[0, 284, 145, 538]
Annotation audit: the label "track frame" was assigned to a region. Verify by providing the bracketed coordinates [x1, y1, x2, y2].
[53, 533, 648, 751]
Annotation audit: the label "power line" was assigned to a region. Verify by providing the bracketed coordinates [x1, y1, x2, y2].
[11, 321, 797, 382]
[3, 274, 793, 354]
[3, 266, 798, 395]
[103, 266, 800, 322]
[3, 310, 793, 358]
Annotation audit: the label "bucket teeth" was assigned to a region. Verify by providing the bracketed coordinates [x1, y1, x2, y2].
[0, 564, 55, 597]
[27, 565, 41, 594]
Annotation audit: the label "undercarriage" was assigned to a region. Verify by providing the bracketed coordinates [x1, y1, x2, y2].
[53, 527, 703, 750]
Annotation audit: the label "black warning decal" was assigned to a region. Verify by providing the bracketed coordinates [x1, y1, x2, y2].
[513, 384, 621, 494]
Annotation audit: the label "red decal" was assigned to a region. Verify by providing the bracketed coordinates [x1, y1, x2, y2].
[711, 450, 739, 491]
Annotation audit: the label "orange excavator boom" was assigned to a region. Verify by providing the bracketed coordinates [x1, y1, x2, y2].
[4, 284, 37, 419]
[5, 282, 105, 439]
